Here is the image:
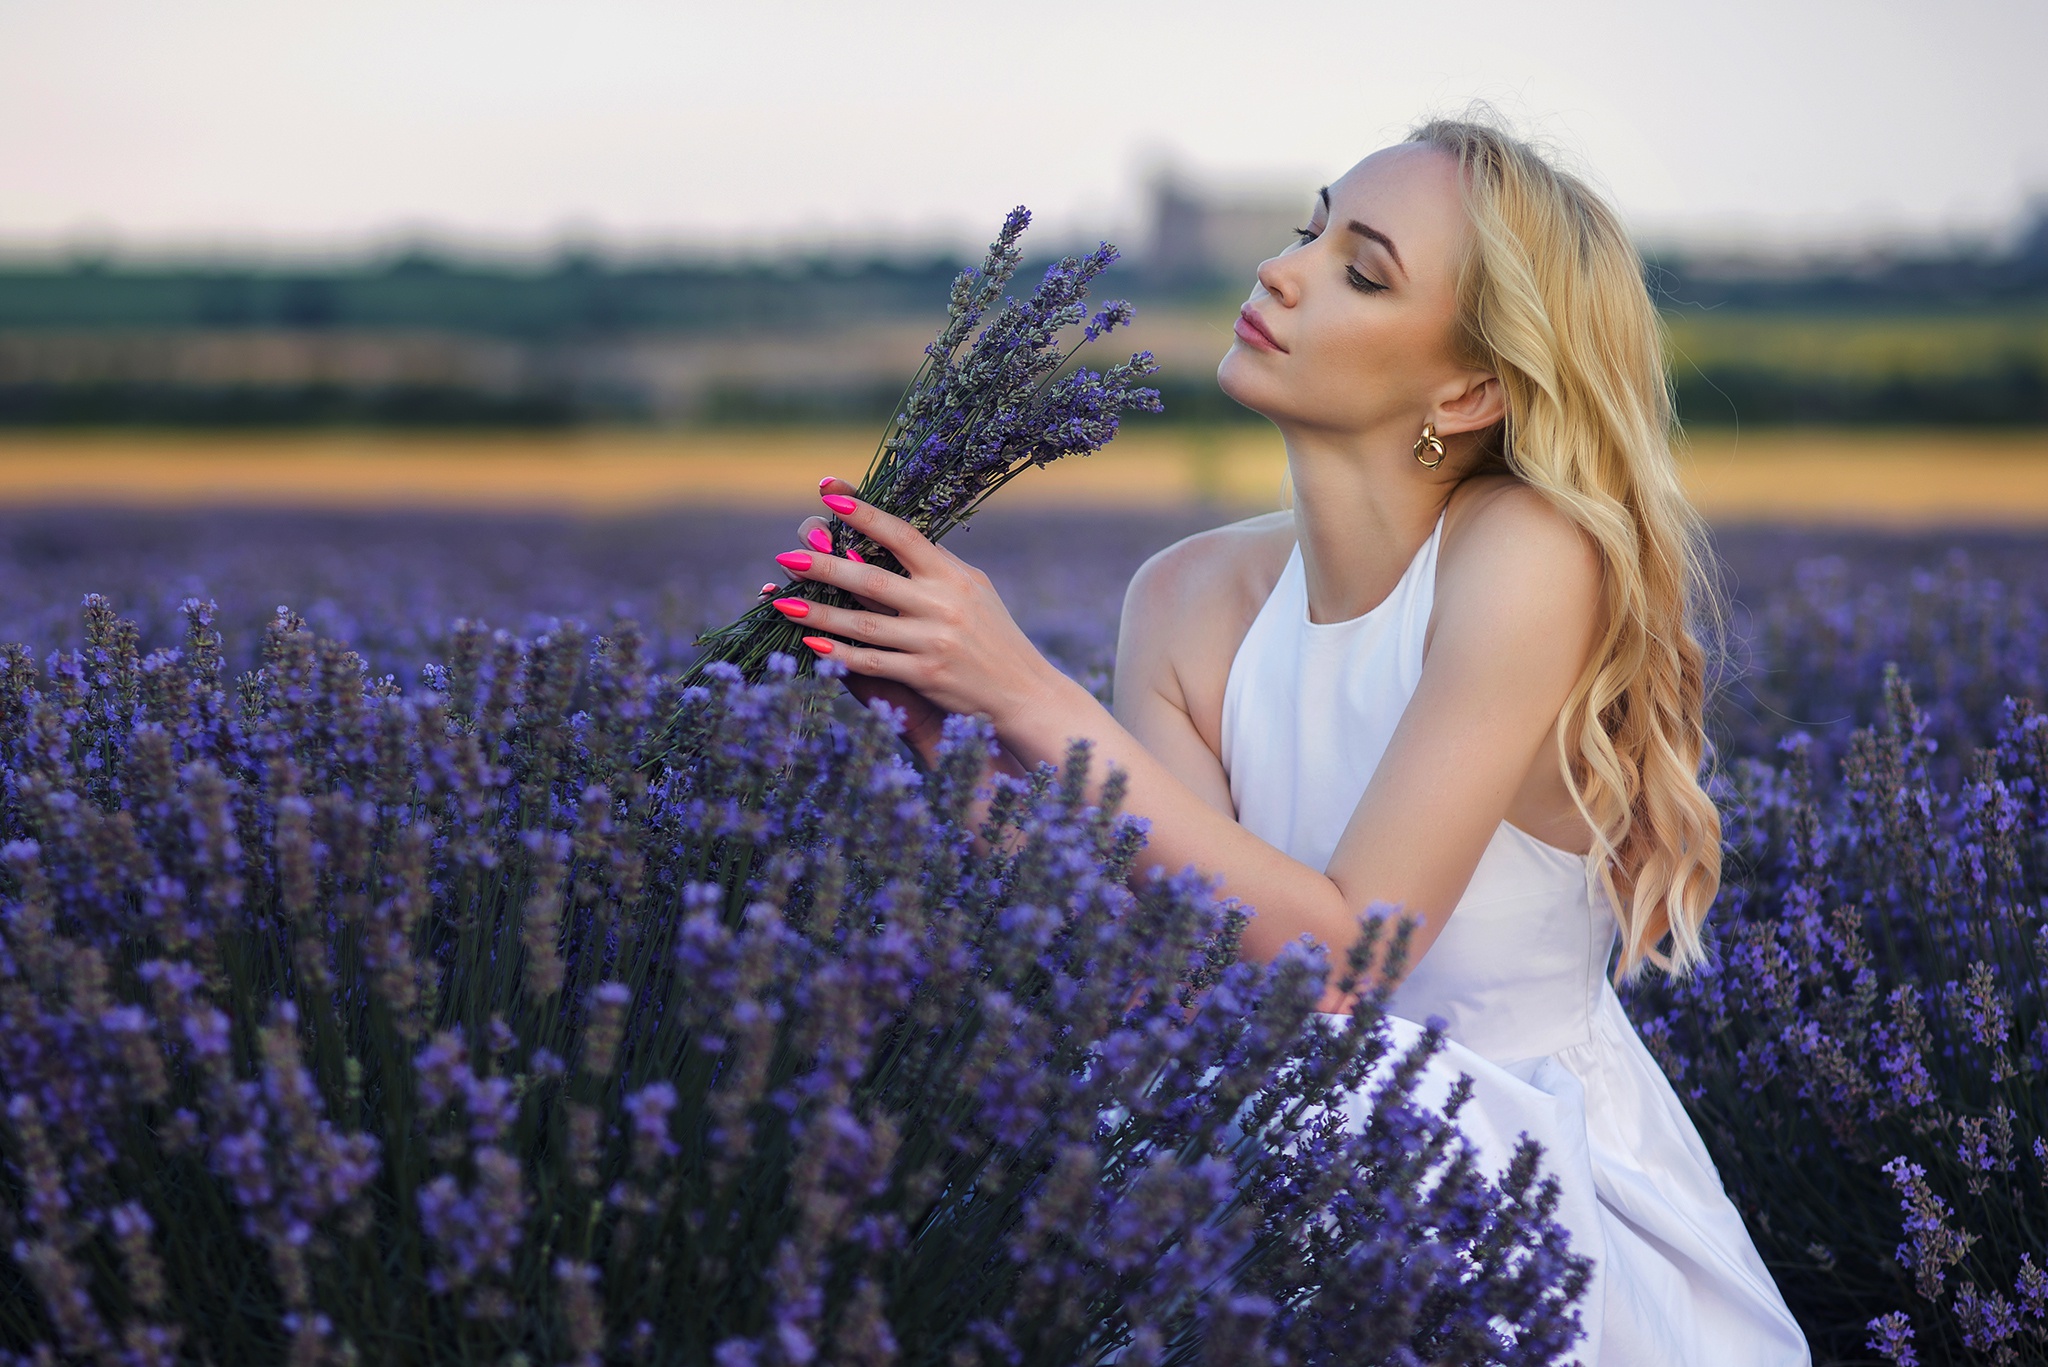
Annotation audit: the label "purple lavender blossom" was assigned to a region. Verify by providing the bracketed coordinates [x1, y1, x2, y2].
[1867, 1311, 1919, 1366]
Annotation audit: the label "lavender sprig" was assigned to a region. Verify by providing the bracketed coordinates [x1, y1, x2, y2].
[673, 207, 1162, 696]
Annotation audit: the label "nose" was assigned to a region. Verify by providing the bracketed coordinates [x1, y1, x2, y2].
[1253, 249, 1297, 307]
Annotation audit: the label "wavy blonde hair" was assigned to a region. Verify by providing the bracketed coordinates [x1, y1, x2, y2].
[1406, 115, 1722, 978]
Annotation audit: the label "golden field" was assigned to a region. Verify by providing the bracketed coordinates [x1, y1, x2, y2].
[0, 427, 2045, 526]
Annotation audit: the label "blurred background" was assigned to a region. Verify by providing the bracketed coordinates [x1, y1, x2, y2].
[1, 0, 2046, 672]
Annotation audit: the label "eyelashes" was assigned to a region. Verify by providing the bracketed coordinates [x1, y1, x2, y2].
[1290, 226, 1387, 294]
[1346, 265, 1388, 295]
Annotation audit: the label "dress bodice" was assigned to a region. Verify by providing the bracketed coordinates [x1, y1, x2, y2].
[1217, 515, 1618, 1064]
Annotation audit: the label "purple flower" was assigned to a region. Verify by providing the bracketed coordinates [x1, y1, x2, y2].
[623, 1080, 679, 1172]
[418, 1147, 526, 1291]
[1866, 1311, 1918, 1366]
[1953, 1282, 2020, 1354]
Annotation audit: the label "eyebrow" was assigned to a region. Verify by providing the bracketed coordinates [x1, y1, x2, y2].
[1318, 185, 1407, 277]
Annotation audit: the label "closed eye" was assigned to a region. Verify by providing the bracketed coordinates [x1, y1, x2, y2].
[1295, 224, 1386, 293]
[1346, 264, 1387, 294]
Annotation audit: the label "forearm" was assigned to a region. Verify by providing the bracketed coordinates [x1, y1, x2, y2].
[767, 493, 1384, 972]
[995, 673, 1366, 968]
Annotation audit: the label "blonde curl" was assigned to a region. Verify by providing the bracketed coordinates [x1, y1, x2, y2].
[1407, 114, 1724, 978]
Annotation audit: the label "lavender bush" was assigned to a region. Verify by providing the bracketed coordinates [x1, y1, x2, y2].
[1624, 670, 2048, 1366]
[9, 507, 2048, 1363]
[0, 594, 1588, 1365]
[1712, 529, 2048, 787]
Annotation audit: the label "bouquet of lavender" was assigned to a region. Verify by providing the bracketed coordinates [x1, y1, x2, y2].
[0, 596, 1587, 1366]
[679, 207, 1162, 688]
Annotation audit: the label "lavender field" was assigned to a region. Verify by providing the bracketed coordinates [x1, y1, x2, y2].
[0, 507, 1202, 691]
[3, 504, 2046, 1365]
[4, 505, 2044, 762]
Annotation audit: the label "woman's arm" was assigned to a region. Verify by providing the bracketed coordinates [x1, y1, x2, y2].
[777, 487, 1600, 987]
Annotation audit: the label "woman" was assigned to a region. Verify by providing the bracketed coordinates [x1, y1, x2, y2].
[765, 117, 1810, 1363]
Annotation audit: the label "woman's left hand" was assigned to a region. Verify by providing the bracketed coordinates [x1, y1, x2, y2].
[766, 484, 1066, 732]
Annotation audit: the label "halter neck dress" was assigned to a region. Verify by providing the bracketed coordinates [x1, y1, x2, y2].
[1218, 515, 1808, 1365]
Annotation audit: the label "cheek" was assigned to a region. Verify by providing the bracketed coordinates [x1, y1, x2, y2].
[1323, 302, 1466, 415]
[1325, 307, 1424, 378]
[1287, 309, 1415, 410]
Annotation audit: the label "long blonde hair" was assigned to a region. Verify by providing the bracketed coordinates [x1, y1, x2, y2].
[1406, 115, 1721, 978]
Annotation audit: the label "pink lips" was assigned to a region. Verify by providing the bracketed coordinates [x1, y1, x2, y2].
[1234, 306, 1285, 353]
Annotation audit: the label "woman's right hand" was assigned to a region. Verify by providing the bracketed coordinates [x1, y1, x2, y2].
[761, 476, 952, 763]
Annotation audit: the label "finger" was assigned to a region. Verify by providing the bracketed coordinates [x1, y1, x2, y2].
[799, 634, 918, 684]
[772, 548, 916, 611]
[792, 517, 868, 563]
[768, 597, 916, 650]
[800, 510, 867, 563]
[815, 491, 945, 577]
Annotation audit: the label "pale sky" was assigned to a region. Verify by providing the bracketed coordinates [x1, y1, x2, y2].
[1, 0, 2043, 259]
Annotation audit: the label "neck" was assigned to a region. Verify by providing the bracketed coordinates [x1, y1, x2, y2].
[1284, 426, 1453, 624]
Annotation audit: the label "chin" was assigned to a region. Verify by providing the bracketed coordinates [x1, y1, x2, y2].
[1215, 348, 1280, 421]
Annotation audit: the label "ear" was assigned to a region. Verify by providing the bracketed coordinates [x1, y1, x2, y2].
[1431, 371, 1506, 437]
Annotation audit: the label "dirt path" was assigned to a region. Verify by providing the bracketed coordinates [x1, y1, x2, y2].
[0, 427, 2043, 525]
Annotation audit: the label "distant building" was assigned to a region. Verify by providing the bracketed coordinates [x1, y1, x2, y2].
[1145, 170, 1308, 291]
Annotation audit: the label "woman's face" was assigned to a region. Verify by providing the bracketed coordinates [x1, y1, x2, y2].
[1216, 143, 1476, 439]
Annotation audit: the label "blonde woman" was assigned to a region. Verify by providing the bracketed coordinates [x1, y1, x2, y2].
[770, 118, 1809, 1362]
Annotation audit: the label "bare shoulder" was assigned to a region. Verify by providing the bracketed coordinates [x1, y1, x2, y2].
[1434, 475, 1603, 646]
[1125, 508, 1295, 624]
[1118, 510, 1295, 738]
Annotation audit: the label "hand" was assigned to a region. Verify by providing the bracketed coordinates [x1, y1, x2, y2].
[753, 478, 949, 755]
[763, 479, 1066, 735]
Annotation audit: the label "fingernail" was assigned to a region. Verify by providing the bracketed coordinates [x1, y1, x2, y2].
[771, 597, 810, 619]
[817, 475, 839, 491]
[821, 493, 857, 516]
[801, 635, 834, 655]
[775, 551, 813, 572]
[845, 547, 866, 564]
[759, 582, 779, 596]
[806, 526, 834, 554]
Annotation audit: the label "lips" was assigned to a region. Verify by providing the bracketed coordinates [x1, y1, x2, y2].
[1234, 306, 1285, 353]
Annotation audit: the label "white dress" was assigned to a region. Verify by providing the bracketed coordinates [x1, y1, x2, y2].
[1218, 514, 1809, 1366]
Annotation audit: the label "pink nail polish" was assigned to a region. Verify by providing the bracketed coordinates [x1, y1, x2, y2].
[775, 551, 813, 572]
[806, 526, 833, 554]
[845, 547, 866, 564]
[801, 635, 834, 655]
[771, 597, 810, 619]
[817, 475, 839, 491]
[820, 494, 857, 516]
[758, 582, 779, 596]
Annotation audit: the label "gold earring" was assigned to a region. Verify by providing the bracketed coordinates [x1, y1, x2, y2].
[1413, 423, 1446, 469]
